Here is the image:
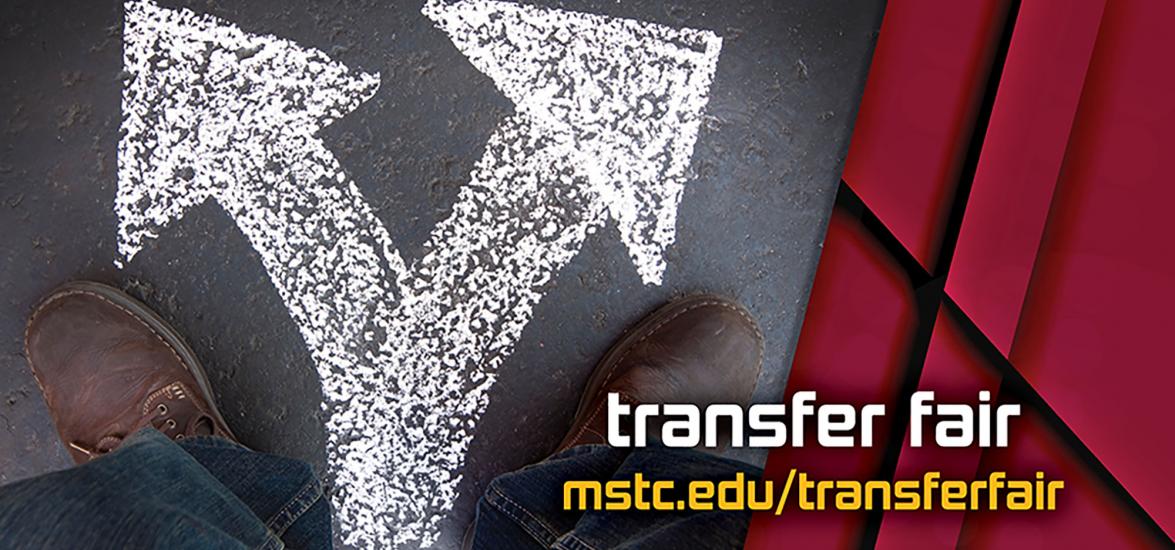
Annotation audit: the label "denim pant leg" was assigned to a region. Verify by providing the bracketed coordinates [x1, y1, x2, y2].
[0, 428, 330, 550]
[177, 433, 332, 549]
[472, 445, 759, 550]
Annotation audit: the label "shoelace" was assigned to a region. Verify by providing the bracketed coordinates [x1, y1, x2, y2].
[68, 401, 209, 460]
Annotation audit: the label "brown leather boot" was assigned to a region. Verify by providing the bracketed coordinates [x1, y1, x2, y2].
[24, 281, 236, 463]
[553, 294, 763, 454]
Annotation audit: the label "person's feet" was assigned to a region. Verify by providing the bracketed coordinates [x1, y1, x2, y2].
[554, 294, 763, 454]
[24, 281, 236, 463]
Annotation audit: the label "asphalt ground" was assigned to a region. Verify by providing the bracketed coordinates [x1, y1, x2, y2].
[0, 0, 882, 547]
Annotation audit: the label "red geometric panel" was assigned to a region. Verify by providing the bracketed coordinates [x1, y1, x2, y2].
[958, 410, 1152, 548]
[945, 0, 1105, 354]
[746, 210, 915, 549]
[748, 0, 1173, 547]
[1010, 0, 1175, 536]
[842, 0, 1011, 269]
[874, 310, 1002, 550]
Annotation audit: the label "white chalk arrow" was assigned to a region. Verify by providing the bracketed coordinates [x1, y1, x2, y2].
[117, 0, 721, 547]
[424, 0, 722, 285]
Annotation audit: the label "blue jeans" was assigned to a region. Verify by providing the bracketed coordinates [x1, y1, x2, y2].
[0, 429, 330, 549]
[0, 430, 756, 549]
[472, 445, 758, 550]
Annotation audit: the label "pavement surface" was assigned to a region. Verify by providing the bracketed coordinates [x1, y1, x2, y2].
[0, 0, 882, 547]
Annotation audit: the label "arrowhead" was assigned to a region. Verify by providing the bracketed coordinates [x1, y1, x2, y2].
[424, 0, 722, 285]
[116, 0, 379, 264]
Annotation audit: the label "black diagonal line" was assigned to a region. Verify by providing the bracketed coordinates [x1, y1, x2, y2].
[942, 297, 1171, 546]
[835, 183, 933, 288]
[851, 0, 1023, 546]
[929, 0, 1022, 279]
[845, 195, 944, 549]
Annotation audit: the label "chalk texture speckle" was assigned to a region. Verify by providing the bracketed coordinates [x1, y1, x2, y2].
[117, 0, 721, 547]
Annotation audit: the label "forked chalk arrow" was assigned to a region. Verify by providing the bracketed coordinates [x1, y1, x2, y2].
[117, 0, 721, 547]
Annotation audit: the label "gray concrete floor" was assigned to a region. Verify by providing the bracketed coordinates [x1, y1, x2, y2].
[0, 0, 882, 547]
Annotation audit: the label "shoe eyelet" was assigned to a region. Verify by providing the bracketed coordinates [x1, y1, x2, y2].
[157, 404, 168, 416]
[164, 419, 176, 430]
[175, 434, 184, 440]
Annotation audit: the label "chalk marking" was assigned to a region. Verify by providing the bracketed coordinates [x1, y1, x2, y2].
[424, 0, 722, 285]
[117, 0, 721, 547]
